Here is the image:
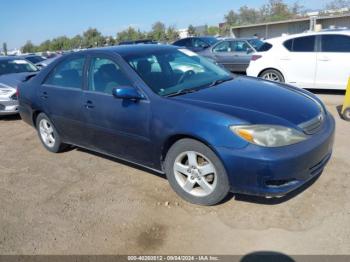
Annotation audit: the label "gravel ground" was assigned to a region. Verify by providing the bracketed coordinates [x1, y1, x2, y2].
[0, 92, 349, 255]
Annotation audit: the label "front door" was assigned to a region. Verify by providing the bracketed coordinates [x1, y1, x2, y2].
[82, 55, 153, 166]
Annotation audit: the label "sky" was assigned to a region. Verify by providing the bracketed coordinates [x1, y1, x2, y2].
[0, 0, 333, 49]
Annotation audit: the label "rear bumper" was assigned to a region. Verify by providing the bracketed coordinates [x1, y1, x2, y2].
[0, 99, 19, 115]
[216, 113, 335, 197]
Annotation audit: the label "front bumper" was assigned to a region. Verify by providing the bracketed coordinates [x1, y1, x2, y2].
[0, 98, 19, 115]
[216, 113, 335, 197]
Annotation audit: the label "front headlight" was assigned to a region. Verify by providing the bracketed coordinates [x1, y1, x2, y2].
[0, 88, 15, 96]
[230, 125, 307, 147]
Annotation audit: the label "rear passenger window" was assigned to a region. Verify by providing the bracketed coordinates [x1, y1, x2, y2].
[283, 40, 293, 51]
[45, 57, 85, 89]
[88, 57, 132, 95]
[321, 35, 350, 52]
[291, 36, 316, 52]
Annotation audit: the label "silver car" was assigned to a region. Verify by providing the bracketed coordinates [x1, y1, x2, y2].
[0, 57, 38, 115]
[199, 38, 264, 73]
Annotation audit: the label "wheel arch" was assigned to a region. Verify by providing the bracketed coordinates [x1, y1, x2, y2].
[160, 134, 222, 171]
[258, 67, 285, 81]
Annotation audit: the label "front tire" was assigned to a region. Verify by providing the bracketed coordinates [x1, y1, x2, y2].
[260, 69, 285, 83]
[36, 113, 68, 153]
[164, 139, 230, 206]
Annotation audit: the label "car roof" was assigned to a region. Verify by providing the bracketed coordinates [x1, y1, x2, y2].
[0, 56, 27, 61]
[77, 44, 179, 57]
[266, 30, 350, 44]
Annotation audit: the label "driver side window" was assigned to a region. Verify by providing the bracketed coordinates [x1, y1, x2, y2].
[88, 57, 131, 95]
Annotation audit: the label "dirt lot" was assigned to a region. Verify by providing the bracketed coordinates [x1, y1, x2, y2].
[0, 92, 349, 255]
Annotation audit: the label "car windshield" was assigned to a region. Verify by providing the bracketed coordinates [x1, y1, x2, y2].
[247, 39, 264, 50]
[124, 48, 232, 97]
[0, 59, 38, 76]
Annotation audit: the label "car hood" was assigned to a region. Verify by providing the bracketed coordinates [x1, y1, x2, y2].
[0, 72, 37, 89]
[173, 77, 322, 126]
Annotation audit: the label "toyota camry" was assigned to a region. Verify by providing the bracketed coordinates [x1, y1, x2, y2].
[18, 45, 335, 205]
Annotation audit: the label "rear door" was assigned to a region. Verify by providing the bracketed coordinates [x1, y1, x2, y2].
[315, 34, 350, 90]
[280, 35, 317, 88]
[39, 55, 88, 145]
[229, 40, 252, 72]
[82, 54, 153, 166]
[211, 41, 236, 71]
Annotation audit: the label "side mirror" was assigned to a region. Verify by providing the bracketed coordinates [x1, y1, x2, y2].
[112, 86, 144, 101]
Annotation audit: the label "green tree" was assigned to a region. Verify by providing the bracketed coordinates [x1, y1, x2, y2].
[22, 41, 36, 53]
[187, 24, 197, 37]
[2, 43, 7, 55]
[82, 28, 104, 48]
[260, 0, 294, 22]
[70, 35, 83, 49]
[238, 5, 261, 24]
[166, 25, 179, 42]
[207, 26, 220, 36]
[150, 21, 167, 41]
[117, 27, 144, 42]
[326, 0, 350, 11]
[224, 10, 239, 26]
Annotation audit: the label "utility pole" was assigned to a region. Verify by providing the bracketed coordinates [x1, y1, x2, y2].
[2, 42, 8, 55]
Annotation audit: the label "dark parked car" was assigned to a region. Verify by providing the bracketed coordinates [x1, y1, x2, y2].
[21, 54, 47, 65]
[119, 39, 158, 45]
[173, 36, 219, 52]
[199, 38, 264, 72]
[0, 57, 38, 115]
[18, 45, 335, 205]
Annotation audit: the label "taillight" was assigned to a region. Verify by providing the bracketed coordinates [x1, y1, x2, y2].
[251, 55, 262, 61]
[16, 87, 19, 98]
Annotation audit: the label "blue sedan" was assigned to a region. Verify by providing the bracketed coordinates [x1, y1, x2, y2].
[18, 45, 335, 205]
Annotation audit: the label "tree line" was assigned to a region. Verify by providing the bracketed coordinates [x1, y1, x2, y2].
[20, 0, 349, 53]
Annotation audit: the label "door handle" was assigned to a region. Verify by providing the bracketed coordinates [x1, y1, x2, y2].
[40, 91, 48, 99]
[280, 57, 291, 61]
[318, 57, 330, 61]
[84, 100, 95, 109]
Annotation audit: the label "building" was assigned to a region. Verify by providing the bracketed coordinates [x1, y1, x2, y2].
[228, 13, 350, 39]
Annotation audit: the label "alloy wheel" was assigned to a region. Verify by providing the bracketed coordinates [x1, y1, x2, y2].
[173, 151, 217, 197]
[39, 119, 55, 148]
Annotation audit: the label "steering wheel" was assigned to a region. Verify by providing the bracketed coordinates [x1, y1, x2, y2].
[177, 70, 195, 84]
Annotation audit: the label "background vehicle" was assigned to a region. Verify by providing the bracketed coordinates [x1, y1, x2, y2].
[21, 54, 47, 65]
[0, 57, 38, 115]
[35, 55, 62, 69]
[119, 39, 158, 45]
[247, 30, 350, 90]
[200, 38, 264, 73]
[18, 45, 334, 205]
[172, 36, 219, 52]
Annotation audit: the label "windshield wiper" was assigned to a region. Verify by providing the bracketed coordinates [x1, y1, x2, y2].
[165, 88, 199, 97]
[208, 77, 233, 87]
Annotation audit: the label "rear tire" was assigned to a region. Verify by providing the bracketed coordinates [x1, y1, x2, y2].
[343, 108, 350, 121]
[260, 69, 285, 83]
[164, 138, 230, 206]
[36, 113, 68, 153]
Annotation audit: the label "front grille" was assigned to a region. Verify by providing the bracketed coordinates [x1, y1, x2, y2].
[0, 104, 5, 110]
[299, 114, 324, 135]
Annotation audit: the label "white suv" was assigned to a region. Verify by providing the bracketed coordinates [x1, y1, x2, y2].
[247, 30, 350, 90]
